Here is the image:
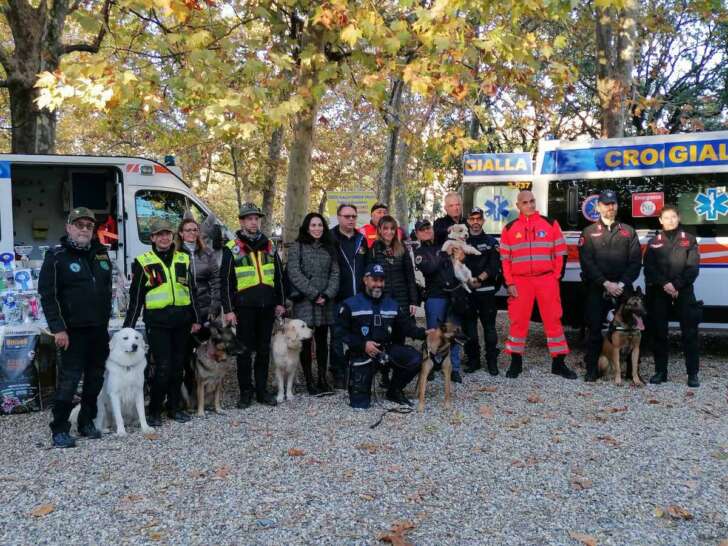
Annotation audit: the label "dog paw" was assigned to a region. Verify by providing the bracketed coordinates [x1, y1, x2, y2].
[140, 427, 152, 434]
[115, 430, 127, 437]
[196, 411, 206, 418]
[276, 395, 285, 404]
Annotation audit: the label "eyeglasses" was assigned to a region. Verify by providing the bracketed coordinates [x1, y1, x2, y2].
[72, 221, 95, 231]
[339, 214, 357, 219]
[182, 228, 199, 233]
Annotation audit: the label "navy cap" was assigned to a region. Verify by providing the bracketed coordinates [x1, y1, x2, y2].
[370, 202, 388, 213]
[469, 207, 484, 217]
[364, 263, 386, 279]
[414, 219, 432, 231]
[598, 190, 618, 204]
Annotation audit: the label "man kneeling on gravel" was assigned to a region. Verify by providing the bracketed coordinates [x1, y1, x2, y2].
[339, 263, 429, 409]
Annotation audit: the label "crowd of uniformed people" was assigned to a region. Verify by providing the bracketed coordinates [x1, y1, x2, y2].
[39, 189, 702, 447]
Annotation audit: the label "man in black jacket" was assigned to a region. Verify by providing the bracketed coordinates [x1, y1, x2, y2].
[643, 205, 701, 387]
[221, 202, 285, 407]
[329, 203, 368, 388]
[38, 207, 113, 448]
[578, 191, 642, 382]
[433, 191, 467, 247]
[463, 207, 502, 375]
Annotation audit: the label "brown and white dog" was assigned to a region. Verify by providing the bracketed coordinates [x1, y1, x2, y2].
[598, 287, 646, 386]
[417, 323, 464, 412]
[272, 317, 313, 403]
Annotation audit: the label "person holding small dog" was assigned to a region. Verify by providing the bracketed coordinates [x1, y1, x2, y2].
[433, 192, 466, 247]
[221, 202, 285, 408]
[463, 207, 502, 375]
[125, 218, 202, 426]
[644, 205, 701, 387]
[500, 191, 576, 379]
[579, 190, 642, 382]
[39, 207, 113, 448]
[286, 212, 340, 394]
[340, 263, 428, 408]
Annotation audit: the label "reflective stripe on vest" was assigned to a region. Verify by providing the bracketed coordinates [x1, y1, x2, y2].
[226, 240, 275, 291]
[137, 251, 191, 309]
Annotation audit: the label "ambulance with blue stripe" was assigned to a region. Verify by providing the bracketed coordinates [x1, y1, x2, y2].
[463, 130, 728, 328]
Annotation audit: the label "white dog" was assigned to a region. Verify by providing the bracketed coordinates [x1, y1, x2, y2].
[272, 318, 313, 403]
[441, 224, 481, 293]
[93, 328, 152, 436]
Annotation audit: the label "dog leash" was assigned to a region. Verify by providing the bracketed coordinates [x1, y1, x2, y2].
[369, 405, 414, 429]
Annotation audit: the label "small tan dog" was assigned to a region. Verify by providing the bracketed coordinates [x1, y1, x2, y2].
[272, 317, 313, 403]
[417, 323, 462, 412]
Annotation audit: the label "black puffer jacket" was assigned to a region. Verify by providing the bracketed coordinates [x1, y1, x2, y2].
[38, 237, 113, 333]
[369, 240, 418, 308]
[413, 240, 457, 299]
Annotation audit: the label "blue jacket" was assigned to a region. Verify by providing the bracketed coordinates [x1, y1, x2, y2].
[339, 292, 425, 356]
[330, 227, 368, 301]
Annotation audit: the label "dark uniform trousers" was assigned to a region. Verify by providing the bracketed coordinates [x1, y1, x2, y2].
[463, 291, 498, 366]
[235, 306, 275, 396]
[647, 286, 699, 375]
[383, 344, 422, 391]
[329, 311, 347, 380]
[584, 285, 618, 374]
[147, 324, 190, 415]
[51, 326, 109, 434]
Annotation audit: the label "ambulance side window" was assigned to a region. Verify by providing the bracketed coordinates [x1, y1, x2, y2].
[135, 190, 188, 244]
[663, 173, 728, 238]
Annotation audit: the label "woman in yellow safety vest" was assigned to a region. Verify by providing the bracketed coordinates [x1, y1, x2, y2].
[125, 218, 201, 427]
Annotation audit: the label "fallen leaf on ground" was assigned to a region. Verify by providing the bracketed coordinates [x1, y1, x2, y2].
[148, 531, 164, 541]
[527, 393, 542, 403]
[121, 494, 144, 502]
[647, 399, 660, 404]
[287, 448, 305, 457]
[479, 405, 494, 418]
[665, 505, 693, 520]
[605, 406, 628, 413]
[213, 465, 231, 478]
[596, 435, 621, 447]
[479, 386, 497, 393]
[30, 503, 54, 517]
[717, 540, 728, 546]
[378, 520, 415, 546]
[571, 476, 593, 490]
[568, 531, 597, 545]
[357, 442, 380, 454]
[684, 391, 695, 398]
[144, 433, 160, 440]
[360, 493, 375, 501]
[576, 391, 593, 397]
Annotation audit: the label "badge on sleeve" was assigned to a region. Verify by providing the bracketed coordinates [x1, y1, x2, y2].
[361, 326, 369, 336]
[70, 263, 81, 273]
[415, 255, 422, 264]
[537, 230, 546, 238]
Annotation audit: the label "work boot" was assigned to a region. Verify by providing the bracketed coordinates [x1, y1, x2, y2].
[78, 422, 102, 439]
[551, 355, 577, 380]
[451, 371, 463, 383]
[317, 365, 332, 393]
[386, 389, 413, 407]
[687, 373, 700, 388]
[236, 391, 253, 409]
[147, 413, 163, 427]
[169, 410, 192, 423]
[301, 358, 319, 395]
[333, 376, 347, 390]
[506, 354, 522, 378]
[464, 362, 481, 374]
[649, 370, 668, 384]
[256, 391, 278, 406]
[486, 360, 499, 376]
[52, 432, 77, 448]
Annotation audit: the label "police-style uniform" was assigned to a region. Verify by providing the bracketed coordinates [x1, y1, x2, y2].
[339, 264, 426, 408]
[643, 225, 701, 385]
[38, 208, 112, 442]
[463, 222, 501, 374]
[578, 197, 642, 380]
[220, 203, 284, 407]
[125, 219, 201, 423]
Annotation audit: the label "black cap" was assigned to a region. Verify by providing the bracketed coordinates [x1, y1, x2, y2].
[364, 263, 386, 279]
[598, 190, 618, 204]
[469, 207, 484, 217]
[414, 219, 432, 231]
[371, 202, 388, 213]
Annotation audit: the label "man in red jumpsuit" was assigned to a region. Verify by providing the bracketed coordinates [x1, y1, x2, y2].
[360, 202, 404, 248]
[500, 190, 576, 379]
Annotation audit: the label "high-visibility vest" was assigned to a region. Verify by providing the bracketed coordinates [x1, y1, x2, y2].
[226, 239, 275, 291]
[136, 251, 191, 309]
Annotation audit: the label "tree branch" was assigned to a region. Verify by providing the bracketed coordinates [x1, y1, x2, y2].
[61, 0, 111, 54]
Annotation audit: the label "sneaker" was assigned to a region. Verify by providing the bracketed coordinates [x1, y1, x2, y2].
[486, 361, 499, 376]
[78, 422, 102, 439]
[52, 432, 77, 448]
[687, 374, 700, 388]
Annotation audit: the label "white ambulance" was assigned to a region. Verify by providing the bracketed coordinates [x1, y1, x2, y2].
[0, 154, 227, 278]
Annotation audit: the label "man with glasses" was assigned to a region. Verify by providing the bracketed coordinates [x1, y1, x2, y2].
[330, 203, 368, 388]
[39, 207, 114, 448]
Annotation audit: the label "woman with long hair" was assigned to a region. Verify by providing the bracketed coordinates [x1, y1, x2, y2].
[369, 215, 418, 344]
[286, 212, 340, 393]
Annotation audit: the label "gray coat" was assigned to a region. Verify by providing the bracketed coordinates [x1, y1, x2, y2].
[287, 241, 340, 327]
[182, 245, 221, 319]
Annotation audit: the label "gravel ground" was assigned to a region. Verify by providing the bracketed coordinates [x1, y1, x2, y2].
[1, 313, 727, 546]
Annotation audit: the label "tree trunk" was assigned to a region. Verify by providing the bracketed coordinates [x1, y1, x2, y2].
[261, 125, 284, 234]
[595, 1, 637, 138]
[393, 137, 411, 231]
[379, 78, 405, 206]
[282, 101, 318, 244]
[8, 81, 57, 154]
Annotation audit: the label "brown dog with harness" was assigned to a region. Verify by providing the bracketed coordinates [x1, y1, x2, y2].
[417, 323, 465, 412]
[597, 287, 646, 386]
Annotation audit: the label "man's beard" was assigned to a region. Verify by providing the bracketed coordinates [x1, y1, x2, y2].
[366, 286, 383, 298]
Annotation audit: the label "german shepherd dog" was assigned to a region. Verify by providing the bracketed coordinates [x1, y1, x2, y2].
[417, 323, 466, 412]
[184, 322, 244, 416]
[598, 287, 646, 386]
